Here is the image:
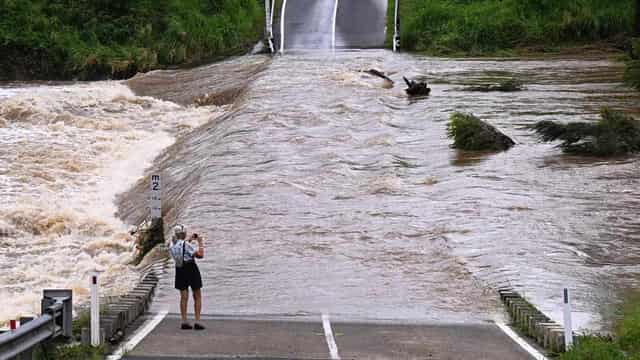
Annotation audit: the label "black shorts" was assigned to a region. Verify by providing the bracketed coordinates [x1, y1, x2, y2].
[175, 261, 203, 291]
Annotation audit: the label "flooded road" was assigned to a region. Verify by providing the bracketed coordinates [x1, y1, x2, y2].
[122, 50, 640, 330]
[2, 50, 640, 331]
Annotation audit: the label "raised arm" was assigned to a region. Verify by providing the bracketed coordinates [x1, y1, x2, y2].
[194, 235, 204, 258]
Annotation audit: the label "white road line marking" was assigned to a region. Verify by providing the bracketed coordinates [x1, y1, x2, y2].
[280, 0, 288, 53]
[331, 0, 339, 49]
[106, 310, 168, 360]
[322, 313, 341, 360]
[496, 322, 548, 360]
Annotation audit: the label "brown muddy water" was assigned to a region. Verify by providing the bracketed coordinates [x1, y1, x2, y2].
[2, 50, 639, 331]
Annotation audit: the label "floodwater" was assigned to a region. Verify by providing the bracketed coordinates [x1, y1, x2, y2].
[2, 50, 640, 331]
[0, 81, 225, 322]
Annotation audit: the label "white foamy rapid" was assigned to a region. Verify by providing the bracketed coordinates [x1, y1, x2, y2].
[0, 82, 222, 324]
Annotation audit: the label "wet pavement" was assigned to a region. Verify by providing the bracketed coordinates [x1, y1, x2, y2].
[123, 313, 535, 360]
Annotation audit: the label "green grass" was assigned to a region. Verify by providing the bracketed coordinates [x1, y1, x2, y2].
[0, 0, 264, 80]
[393, 0, 634, 55]
[617, 295, 640, 354]
[72, 311, 90, 340]
[530, 107, 640, 156]
[560, 337, 626, 360]
[51, 344, 105, 360]
[33, 342, 105, 360]
[560, 296, 640, 360]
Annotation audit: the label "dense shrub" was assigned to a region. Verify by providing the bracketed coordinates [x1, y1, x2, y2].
[531, 108, 640, 156]
[447, 112, 515, 151]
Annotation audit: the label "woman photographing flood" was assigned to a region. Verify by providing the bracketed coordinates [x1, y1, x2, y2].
[169, 224, 205, 330]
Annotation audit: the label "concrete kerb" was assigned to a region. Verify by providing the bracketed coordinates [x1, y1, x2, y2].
[498, 288, 570, 354]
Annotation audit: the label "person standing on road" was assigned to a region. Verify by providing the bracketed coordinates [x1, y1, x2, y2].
[169, 224, 206, 330]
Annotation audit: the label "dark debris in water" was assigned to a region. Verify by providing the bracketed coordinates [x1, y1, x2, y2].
[404, 77, 431, 97]
[462, 78, 524, 92]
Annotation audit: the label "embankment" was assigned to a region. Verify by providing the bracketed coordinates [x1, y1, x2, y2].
[392, 0, 634, 56]
[0, 0, 264, 81]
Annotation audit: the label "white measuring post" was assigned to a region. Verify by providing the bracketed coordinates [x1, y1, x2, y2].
[563, 287, 574, 350]
[264, 0, 274, 52]
[393, 0, 400, 52]
[90, 272, 100, 347]
[150, 174, 161, 220]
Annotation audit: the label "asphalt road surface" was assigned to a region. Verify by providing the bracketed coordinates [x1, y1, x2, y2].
[122, 314, 537, 360]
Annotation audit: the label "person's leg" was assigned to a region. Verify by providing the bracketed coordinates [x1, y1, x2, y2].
[193, 288, 205, 329]
[193, 288, 202, 321]
[180, 290, 190, 324]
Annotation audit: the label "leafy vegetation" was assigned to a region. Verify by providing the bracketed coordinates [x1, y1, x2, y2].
[625, 38, 640, 90]
[617, 295, 640, 354]
[447, 112, 515, 151]
[560, 337, 626, 360]
[50, 344, 105, 360]
[72, 311, 90, 340]
[0, 0, 264, 80]
[33, 341, 105, 360]
[531, 108, 640, 156]
[560, 296, 640, 360]
[393, 0, 634, 55]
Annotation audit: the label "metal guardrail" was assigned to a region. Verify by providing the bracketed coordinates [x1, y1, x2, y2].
[0, 290, 72, 360]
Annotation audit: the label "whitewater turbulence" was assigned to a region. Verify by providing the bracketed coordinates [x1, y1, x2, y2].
[0, 81, 223, 324]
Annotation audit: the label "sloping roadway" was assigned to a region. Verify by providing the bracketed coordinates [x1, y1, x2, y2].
[277, 0, 388, 50]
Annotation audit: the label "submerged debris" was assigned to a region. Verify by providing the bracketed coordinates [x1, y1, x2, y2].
[131, 217, 164, 264]
[625, 39, 640, 90]
[447, 112, 515, 151]
[403, 77, 431, 96]
[365, 69, 394, 83]
[530, 108, 640, 156]
[363, 69, 394, 89]
[194, 86, 246, 106]
[463, 78, 524, 92]
[625, 60, 640, 90]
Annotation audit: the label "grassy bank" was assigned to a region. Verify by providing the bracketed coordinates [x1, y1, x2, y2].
[0, 0, 264, 80]
[392, 0, 634, 56]
[561, 296, 640, 360]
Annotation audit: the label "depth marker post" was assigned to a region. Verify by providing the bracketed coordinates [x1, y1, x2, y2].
[91, 272, 100, 346]
[150, 174, 161, 220]
[563, 288, 573, 350]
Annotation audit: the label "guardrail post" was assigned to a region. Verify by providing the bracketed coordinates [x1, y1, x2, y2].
[264, 0, 274, 53]
[91, 272, 100, 347]
[393, 0, 400, 51]
[41, 289, 73, 338]
[563, 287, 574, 350]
